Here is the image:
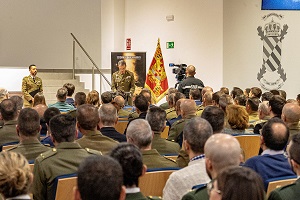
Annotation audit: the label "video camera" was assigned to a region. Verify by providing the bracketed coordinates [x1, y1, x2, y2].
[169, 63, 187, 86]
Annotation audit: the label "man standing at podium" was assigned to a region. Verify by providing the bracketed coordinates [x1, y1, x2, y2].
[22, 64, 43, 107]
[111, 60, 135, 105]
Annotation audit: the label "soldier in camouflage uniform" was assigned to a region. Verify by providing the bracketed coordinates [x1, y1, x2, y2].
[22, 64, 43, 108]
[32, 114, 101, 200]
[112, 60, 135, 106]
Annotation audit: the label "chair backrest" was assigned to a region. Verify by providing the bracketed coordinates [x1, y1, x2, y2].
[266, 176, 297, 196]
[29, 164, 34, 172]
[54, 174, 77, 200]
[234, 134, 260, 161]
[139, 168, 179, 197]
[115, 121, 128, 134]
[160, 126, 170, 139]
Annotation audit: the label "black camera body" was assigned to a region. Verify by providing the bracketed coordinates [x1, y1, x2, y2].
[169, 63, 187, 83]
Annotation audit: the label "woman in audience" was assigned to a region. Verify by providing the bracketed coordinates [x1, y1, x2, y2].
[209, 166, 265, 200]
[86, 90, 101, 109]
[0, 151, 33, 200]
[223, 104, 250, 134]
[32, 92, 48, 136]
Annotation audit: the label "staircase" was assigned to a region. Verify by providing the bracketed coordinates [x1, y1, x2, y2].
[38, 72, 89, 105]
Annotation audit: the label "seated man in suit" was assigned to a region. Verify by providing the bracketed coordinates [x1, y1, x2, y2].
[268, 133, 300, 200]
[146, 106, 180, 155]
[126, 119, 177, 169]
[244, 118, 295, 190]
[110, 143, 148, 200]
[33, 114, 101, 200]
[74, 155, 126, 200]
[76, 104, 118, 155]
[0, 99, 19, 147]
[7, 108, 51, 161]
[99, 103, 126, 142]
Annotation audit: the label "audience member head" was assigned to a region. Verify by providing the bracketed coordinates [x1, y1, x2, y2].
[258, 101, 270, 120]
[112, 96, 126, 112]
[17, 108, 40, 137]
[99, 103, 118, 127]
[86, 90, 100, 108]
[0, 99, 18, 121]
[63, 83, 75, 97]
[226, 104, 249, 130]
[204, 134, 241, 179]
[180, 99, 197, 118]
[281, 103, 300, 125]
[234, 95, 247, 106]
[75, 155, 125, 200]
[183, 117, 213, 155]
[210, 166, 265, 200]
[146, 106, 166, 133]
[101, 91, 113, 104]
[278, 90, 287, 100]
[270, 89, 280, 96]
[219, 94, 233, 112]
[201, 106, 225, 133]
[297, 94, 300, 106]
[49, 114, 76, 143]
[246, 97, 260, 113]
[269, 95, 286, 117]
[175, 98, 184, 116]
[134, 94, 148, 113]
[167, 93, 175, 107]
[56, 87, 68, 102]
[173, 92, 186, 106]
[203, 91, 213, 106]
[110, 143, 146, 188]
[0, 152, 32, 199]
[261, 117, 289, 151]
[202, 86, 213, 97]
[288, 133, 300, 175]
[166, 88, 178, 102]
[261, 92, 274, 101]
[212, 91, 223, 106]
[74, 92, 86, 107]
[286, 99, 298, 104]
[0, 88, 8, 103]
[77, 104, 99, 131]
[189, 88, 201, 100]
[43, 107, 61, 125]
[220, 87, 229, 95]
[140, 88, 152, 104]
[33, 92, 46, 107]
[244, 88, 250, 98]
[126, 119, 152, 149]
[230, 87, 243, 99]
[249, 87, 262, 98]
[9, 96, 23, 111]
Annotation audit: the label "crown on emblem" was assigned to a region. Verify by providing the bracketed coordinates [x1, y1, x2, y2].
[264, 19, 281, 37]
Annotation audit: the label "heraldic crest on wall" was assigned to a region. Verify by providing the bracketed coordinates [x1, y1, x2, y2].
[257, 13, 288, 90]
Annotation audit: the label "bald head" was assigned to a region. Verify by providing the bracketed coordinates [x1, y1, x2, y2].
[205, 134, 241, 174]
[186, 65, 196, 76]
[114, 96, 125, 108]
[180, 99, 196, 117]
[282, 103, 300, 124]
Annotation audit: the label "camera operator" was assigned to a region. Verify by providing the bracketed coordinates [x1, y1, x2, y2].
[178, 65, 204, 98]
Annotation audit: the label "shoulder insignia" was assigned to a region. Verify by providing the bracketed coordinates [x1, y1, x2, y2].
[0, 126, 3, 129]
[147, 196, 162, 200]
[85, 148, 102, 155]
[192, 183, 207, 191]
[43, 143, 51, 147]
[173, 119, 185, 125]
[5, 145, 18, 151]
[196, 105, 204, 111]
[37, 148, 57, 161]
[163, 156, 177, 163]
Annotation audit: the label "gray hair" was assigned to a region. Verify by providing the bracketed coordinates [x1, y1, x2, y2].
[127, 119, 152, 149]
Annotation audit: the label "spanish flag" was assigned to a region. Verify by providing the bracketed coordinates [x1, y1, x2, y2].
[145, 38, 169, 103]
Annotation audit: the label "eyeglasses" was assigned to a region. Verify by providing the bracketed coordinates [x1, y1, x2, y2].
[207, 179, 222, 196]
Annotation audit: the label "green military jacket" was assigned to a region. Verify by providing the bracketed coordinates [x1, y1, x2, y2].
[126, 192, 162, 200]
[196, 105, 204, 116]
[288, 122, 300, 141]
[159, 102, 169, 110]
[118, 109, 131, 118]
[32, 142, 101, 200]
[76, 130, 118, 155]
[167, 115, 196, 142]
[128, 111, 139, 120]
[22, 75, 43, 107]
[176, 149, 190, 168]
[181, 185, 208, 200]
[151, 133, 180, 155]
[0, 120, 19, 146]
[7, 138, 51, 161]
[142, 149, 178, 169]
[248, 111, 259, 128]
[166, 107, 177, 120]
[268, 179, 300, 200]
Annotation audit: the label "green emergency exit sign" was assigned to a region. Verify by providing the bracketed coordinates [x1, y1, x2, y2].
[166, 41, 174, 49]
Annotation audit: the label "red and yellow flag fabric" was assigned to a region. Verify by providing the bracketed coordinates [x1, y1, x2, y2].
[145, 38, 169, 103]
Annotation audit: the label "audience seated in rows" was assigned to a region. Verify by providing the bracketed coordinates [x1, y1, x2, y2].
[99, 103, 126, 143]
[126, 119, 177, 169]
[244, 118, 295, 190]
[74, 155, 125, 200]
[7, 108, 50, 161]
[75, 104, 118, 155]
[110, 143, 148, 199]
[146, 106, 180, 155]
[48, 87, 74, 113]
[163, 117, 212, 200]
[33, 114, 101, 200]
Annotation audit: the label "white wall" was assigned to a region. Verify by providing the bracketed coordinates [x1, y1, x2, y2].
[224, 0, 300, 99]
